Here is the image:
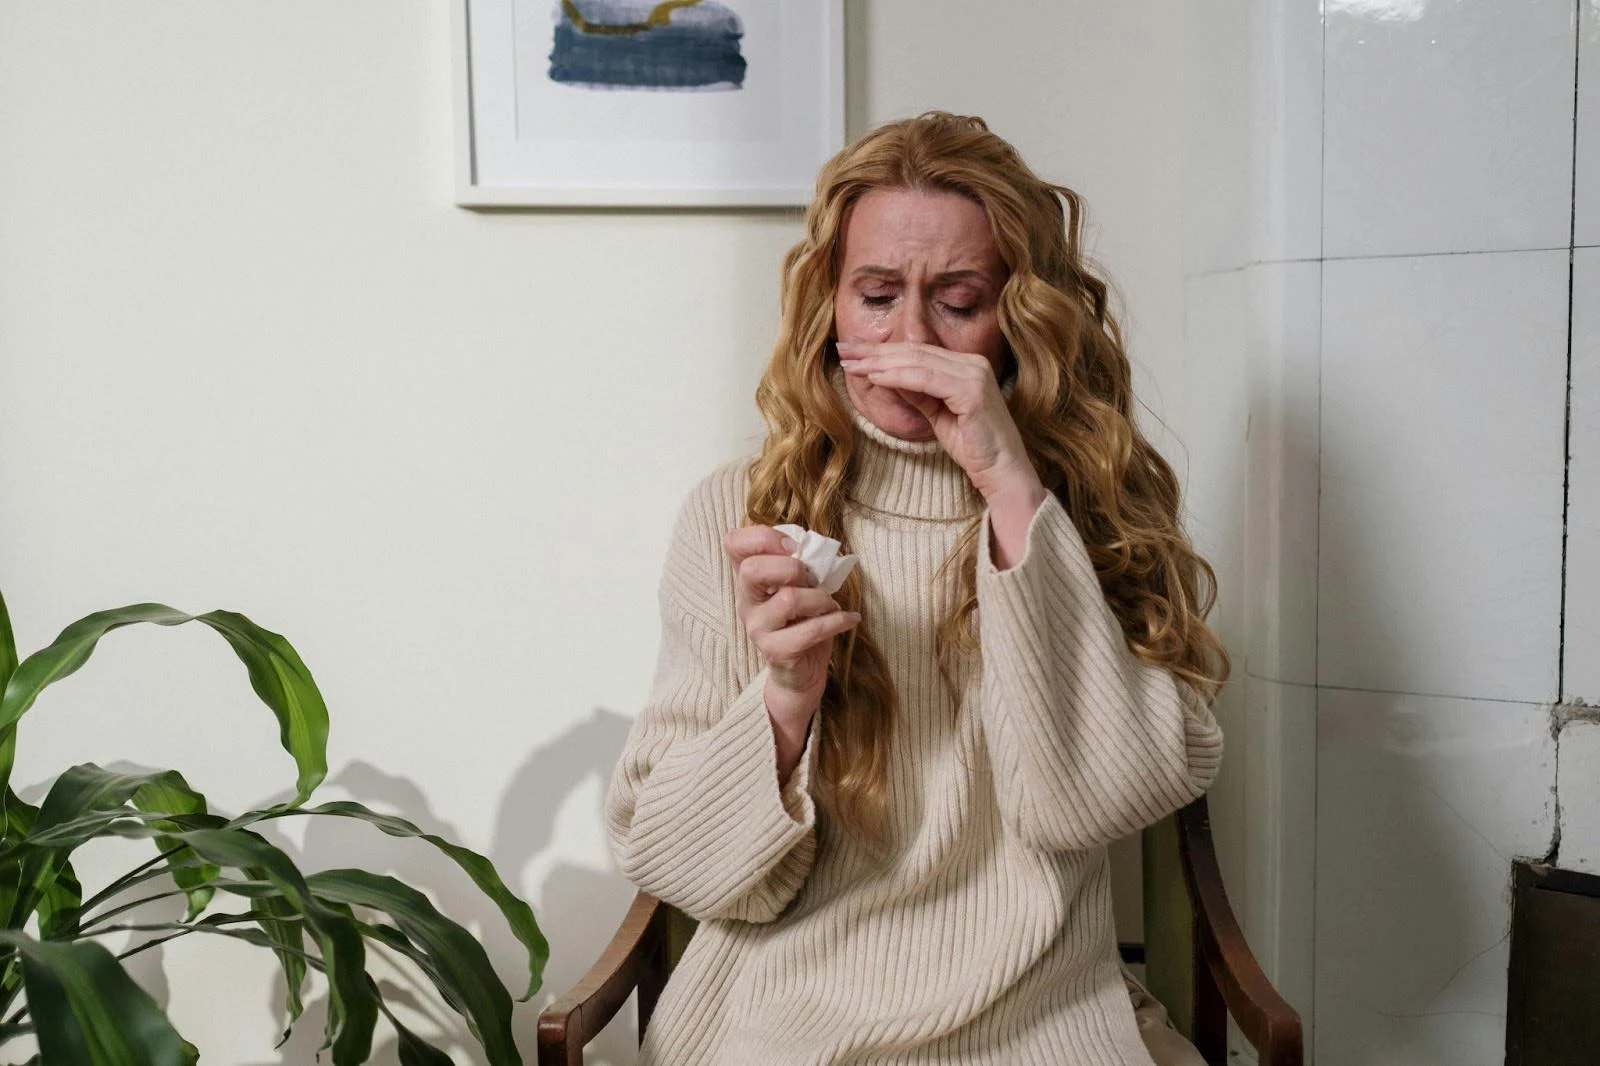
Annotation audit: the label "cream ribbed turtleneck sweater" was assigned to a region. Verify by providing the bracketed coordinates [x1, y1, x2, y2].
[605, 390, 1223, 1065]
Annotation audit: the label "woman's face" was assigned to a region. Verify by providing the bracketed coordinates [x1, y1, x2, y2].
[832, 187, 1009, 441]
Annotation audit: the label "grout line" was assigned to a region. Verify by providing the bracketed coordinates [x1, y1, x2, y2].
[1311, 0, 1328, 1045]
[1549, 0, 1584, 866]
[1320, 244, 1571, 263]
[1257, 671, 1561, 709]
[1549, 721, 1564, 865]
[1187, 244, 1580, 282]
[1557, 0, 1582, 703]
[1188, 244, 1583, 285]
[1186, 256, 1323, 280]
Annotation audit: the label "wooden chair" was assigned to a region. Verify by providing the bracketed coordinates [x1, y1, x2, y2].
[536, 795, 1303, 1065]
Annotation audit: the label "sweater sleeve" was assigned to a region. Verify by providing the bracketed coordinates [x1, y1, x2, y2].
[604, 484, 820, 923]
[976, 492, 1223, 853]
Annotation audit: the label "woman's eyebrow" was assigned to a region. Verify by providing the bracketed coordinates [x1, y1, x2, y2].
[851, 265, 990, 285]
[930, 269, 989, 285]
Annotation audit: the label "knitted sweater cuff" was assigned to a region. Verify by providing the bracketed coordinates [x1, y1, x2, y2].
[974, 492, 1223, 851]
[613, 667, 819, 921]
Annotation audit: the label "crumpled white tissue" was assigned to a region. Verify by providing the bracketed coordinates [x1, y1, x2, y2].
[774, 524, 858, 595]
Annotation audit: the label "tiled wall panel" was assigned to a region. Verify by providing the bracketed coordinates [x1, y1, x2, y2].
[1318, 250, 1568, 702]
[1558, 719, 1600, 873]
[1577, 0, 1599, 247]
[1243, 261, 1320, 688]
[1323, 0, 1575, 258]
[1315, 688, 1555, 1066]
[1567, 236, 1600, 705]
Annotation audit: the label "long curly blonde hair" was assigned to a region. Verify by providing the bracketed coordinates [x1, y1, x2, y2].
[746, 112, 1229, 851]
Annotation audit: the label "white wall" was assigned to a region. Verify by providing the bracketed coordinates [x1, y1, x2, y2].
[0, 3, 1192, 1062]
[1187, 1, 1600, 1063]
[1180, 2, 1323, 1051]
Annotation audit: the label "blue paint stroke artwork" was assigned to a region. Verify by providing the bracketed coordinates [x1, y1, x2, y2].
[548, 0, 747, 92]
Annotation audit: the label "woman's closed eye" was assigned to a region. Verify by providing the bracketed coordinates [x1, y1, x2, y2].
[860, 293, 978, 317]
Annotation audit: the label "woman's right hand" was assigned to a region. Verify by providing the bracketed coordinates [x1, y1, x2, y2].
[723, 526, 861, 742]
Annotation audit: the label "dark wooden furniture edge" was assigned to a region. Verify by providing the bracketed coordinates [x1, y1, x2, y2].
[537, 891, 668, 1066]
[1177, 796, 1304, 1066]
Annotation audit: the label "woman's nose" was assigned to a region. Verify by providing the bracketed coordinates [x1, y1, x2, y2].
[892, 298, 935, 345]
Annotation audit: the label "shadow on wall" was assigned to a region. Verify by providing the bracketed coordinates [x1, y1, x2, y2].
[230, 705, 638, 1066]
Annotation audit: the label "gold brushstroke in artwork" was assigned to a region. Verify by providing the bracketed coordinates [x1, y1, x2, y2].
[559, 0, 706, 37]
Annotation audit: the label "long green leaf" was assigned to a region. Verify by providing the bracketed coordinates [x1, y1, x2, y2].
[50, 818, 379, 1064]
[0, 786, 36, 1017]
[0, 788, 81, 1020]
[174, 828, 378, 1065]
[258, 894, 308, 1033]
[129, 773, 218, 921]
[243, 801, 547, 999]
[362, 968, 456, 1066]
[37, 863, 81, 941]
[0, 605, 189, 732]
[359, 922, 466, 1017]
[0, 605, 329, 802]
[0, 735, 18, 828]
[0, 592, 16, 852]
[6, 765, 216, 932]
[195, 611, 328, 804]
[0, 932, 189, 1066]
[113, 913, 449, 1066]
[0, 589, 16, 698]
[307, 870, 520, 1066]
[385, 1007, 456, 1066]
[107, 912, 310, 1051]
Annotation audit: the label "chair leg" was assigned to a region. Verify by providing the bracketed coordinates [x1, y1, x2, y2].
[1191, 931, 1228, 1065]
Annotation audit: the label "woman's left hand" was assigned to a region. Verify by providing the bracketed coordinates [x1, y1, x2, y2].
[837, 340, 1043, 504]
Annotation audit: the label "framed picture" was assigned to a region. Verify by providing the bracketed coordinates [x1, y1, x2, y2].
[452, 0, 846, 208]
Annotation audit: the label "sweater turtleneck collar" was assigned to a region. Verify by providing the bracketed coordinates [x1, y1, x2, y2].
[829, 365, 981, 522]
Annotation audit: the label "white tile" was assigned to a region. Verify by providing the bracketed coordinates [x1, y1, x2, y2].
[1318, 251, 1567, 702]
[1315, 689, 1556, 1066]
[1243, 262, 1320, 687]
[1207, 670, 1250, 941]
[1180, 270, 1252, 943]
[1182, 269, 1249, 661]
[1183, 0, 1323, 273]
[1241, 676, 1316, 1025]
[1183, 0, 1255, 275]
[1566, 248, 1600, 702]
[1578, 1, 1600, 247]
[1323, 0, 1576, 257]
[1245, 0, 1323, 263]
[1558, 718, 1600, 873]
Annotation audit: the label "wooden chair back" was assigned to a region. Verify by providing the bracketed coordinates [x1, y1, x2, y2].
[536, 796, 1304, 1065]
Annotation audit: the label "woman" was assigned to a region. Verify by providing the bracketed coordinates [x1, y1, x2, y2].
[606, 112, 1225, 1065]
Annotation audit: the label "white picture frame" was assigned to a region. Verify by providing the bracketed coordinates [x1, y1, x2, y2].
[452, 0, 845, 208]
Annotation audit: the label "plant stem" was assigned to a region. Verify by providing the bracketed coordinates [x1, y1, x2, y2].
[107, 915, 312, 964]
[76, 886, 197, 933]
[78, 844, 186, 915]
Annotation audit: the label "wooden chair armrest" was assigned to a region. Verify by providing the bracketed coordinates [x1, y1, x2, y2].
[537, 891, 667, 1066]
[1177, 798, 1304, 1066]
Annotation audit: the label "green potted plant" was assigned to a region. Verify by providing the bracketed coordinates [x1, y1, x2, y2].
[0, 588, 547, 1064]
